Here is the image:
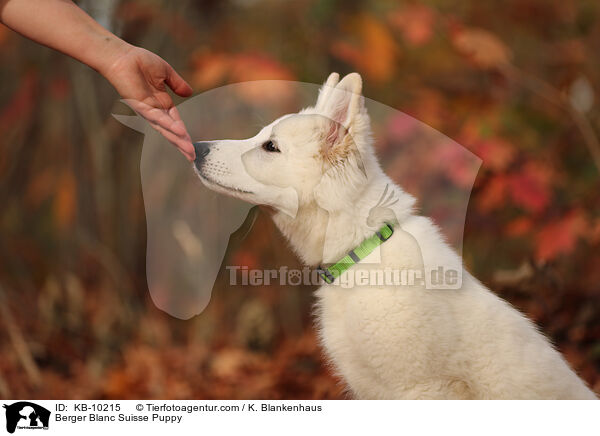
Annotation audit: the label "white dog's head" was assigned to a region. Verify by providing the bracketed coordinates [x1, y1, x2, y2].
[193, 72, 373, 217]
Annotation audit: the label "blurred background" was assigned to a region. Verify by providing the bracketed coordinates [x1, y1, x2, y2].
[0, 0, 599, 399]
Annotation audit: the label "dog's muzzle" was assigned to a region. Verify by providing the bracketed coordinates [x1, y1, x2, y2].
[193, 141, 213, 169]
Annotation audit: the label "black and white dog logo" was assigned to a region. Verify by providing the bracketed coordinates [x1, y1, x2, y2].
[2, 402, 50, 434]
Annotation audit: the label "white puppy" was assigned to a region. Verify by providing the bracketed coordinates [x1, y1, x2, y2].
[193, 72, 596, 399]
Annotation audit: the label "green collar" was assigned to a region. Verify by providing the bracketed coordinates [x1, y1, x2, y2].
[317, 223, 394, 284]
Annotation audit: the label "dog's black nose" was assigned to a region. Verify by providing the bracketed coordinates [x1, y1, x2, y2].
[193, 141, 212, 167]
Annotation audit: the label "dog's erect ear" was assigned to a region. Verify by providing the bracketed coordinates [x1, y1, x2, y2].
[317, 73, 364, 159]
[313, 73, 368, 211]
[317, 73, 363, 127]
[327, 73, 363, 126]
[315, 72, 340, 112]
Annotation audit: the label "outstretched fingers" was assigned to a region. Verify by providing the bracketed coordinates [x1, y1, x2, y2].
[121, 99, 195, 161]
[149, 121, 195, 162]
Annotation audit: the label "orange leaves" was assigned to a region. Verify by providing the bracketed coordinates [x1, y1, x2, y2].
[477, 174, 508, 213]
[535, 210, 588, 262]
[228, 54, 295, 83]
[191, 51, 294, 89]
[505, 217, 533, 237]
[100, 327, 344, 400]
[25, 168, 77, 231]
[388, 4, 435, 47]
[452, 28, 512, 70]
[53, 172, 77, 231]
[473, 138, 515, 172]
[191, 52, 231, 90]
[331, 14, 399, 83]
[191, 51, 295, 104]
[24, 165, 76, 234]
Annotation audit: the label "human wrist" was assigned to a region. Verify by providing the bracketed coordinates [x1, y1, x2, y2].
[86, 33, 134, 79]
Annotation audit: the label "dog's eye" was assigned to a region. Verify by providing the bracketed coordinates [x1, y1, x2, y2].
[262, 140, 280, 153]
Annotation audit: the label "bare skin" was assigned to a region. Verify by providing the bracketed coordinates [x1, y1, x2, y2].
[0, 0, 195, 160]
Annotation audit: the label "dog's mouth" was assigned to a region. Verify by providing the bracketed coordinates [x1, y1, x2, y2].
[196, 171, 253, 195]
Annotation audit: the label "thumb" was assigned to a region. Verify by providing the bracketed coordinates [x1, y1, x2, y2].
[165, 65, 193, 97]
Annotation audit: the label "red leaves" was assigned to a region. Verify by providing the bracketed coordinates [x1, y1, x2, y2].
[535, 211, 588, 262]
[437, 143, 479, 188]
[477, 163, 551, 214]
[507, 164, 551, 214]
[0, 0, 598, 400]
[477, 160, 589, 262]
[388, 4, 436, 47]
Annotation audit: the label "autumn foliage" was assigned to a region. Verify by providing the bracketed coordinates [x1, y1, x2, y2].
[0, 0, 599, 399]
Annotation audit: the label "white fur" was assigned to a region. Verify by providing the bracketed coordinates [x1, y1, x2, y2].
[194, 73, 597, 399]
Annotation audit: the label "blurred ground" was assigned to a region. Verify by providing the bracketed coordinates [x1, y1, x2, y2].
[0, 0, 599, 398]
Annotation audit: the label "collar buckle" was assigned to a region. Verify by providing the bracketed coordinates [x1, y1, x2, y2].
[316, 223, 394, 285]
[375, 223, 394, 242]
[317, 267, 335, 284]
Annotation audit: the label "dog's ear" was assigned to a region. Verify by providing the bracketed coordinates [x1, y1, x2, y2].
[327, 73, 363, 125]
[317, 73, 364, 160]
[313, 74, 368, 211]
[315, 72, 340, 111]
[316, 73, 363, 128]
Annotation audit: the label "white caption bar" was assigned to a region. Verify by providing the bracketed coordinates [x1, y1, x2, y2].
[1, 400, 596, 435]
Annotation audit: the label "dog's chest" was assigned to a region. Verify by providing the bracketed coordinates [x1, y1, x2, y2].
[313, 283, 424, 396]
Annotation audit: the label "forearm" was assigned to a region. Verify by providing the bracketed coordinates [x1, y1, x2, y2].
[1, 0, 195, 159]
[0, 0, 130, 75]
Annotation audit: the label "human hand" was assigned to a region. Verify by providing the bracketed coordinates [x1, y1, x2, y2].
[0, 0, 195, 159]
[103, 45, 195, 161]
